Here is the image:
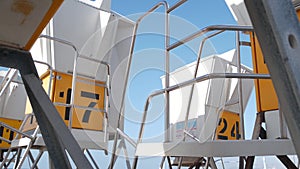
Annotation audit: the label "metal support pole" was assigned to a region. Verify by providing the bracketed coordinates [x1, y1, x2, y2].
[236, 31, 245, 169]
[276, 155, 298, 169]
[236, 31, 245, 140]
[245, 0, 300, 159]
[30, 150, 44, 169]
[245, 112, 264, 169]
[16, 126, 40, 169]
[129, 2, 169, 169]
[109, 22, 138, 169]
[165, 1, 170, 143]
[0, 46, 92, 169]
[159, 156, 166, 169]
[85, 149, 100, 169]
[166, 156, 173, 169]
[13, 149, 22, 169]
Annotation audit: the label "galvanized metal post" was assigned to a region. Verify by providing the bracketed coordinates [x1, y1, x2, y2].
[245, 0, 300, 159]
[165, 1, 170, 143]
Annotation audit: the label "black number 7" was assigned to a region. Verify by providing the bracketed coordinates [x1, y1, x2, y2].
[80, 91, 100, 123]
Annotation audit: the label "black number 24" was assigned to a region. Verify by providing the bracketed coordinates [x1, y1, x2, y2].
[217, 118, 241, 140]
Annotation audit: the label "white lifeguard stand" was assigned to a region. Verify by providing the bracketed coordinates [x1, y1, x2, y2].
[163, 50, 253, 144]
[160, 50, 253, 166]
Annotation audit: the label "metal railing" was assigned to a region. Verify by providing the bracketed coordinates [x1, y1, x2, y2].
[0, 68, 18, 98]
[132, 72, 270, 167]
[0, 114, 37, 168]
[132, 25, 270, 168]
[39, 35, 110, 135]
[110, 1, 194, 168]
[33, 60, 54, 96]
[0, 35, 112, 168]
[0, 34, 111, 168]
[109, 1, 170, 169]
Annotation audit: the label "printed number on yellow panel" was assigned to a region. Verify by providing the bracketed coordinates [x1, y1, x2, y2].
[216, 112, 241, 140]
[60, 88, 100, 123]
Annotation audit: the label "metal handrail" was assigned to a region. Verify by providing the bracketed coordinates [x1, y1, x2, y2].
[167, 0, 188, 13]
[133, 72, 270, 164]
[137, 72, 270, 136]
[79, 55, 110, 76]
[0, 121, 34, 140]
[132, 24, 254, 168]
[110, 2, 170, 169]
[39, 35, 77, 51]
[182, 30, 224, 134]
[39, 35, 79, 129]
[39, 35, 110, 131]
[177, 29, 226, 168]
[179, 25, 255, 149]
[167, 25, 253, 51]
[53, 102, 107, 114]
[33, 60, 54, 96]
[144, 73, 269, 116]
[0, 114, 32, 168]
[0, 69, 18, 98]
[116, 128, 137, 148]
[0, 60, 54, 97]
[0, 68, 14, 90]
[0, 68, 13, 90]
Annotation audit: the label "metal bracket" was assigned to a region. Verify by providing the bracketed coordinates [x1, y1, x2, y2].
[0, 46, 93, 169]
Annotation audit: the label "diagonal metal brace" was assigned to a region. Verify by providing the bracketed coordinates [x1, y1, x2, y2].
[245, 0, 300, 159]
[0, 46, 93, 169]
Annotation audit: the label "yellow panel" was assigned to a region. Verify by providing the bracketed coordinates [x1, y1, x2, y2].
[250, 9, 300, 112]
[0, 118, 22, 149]
[23, 70, 56, 132]
[24, 71, 56, 115]
[53, 72, 105, 131]
[216, 111, 240, 140]
[250, 33, 279, 112]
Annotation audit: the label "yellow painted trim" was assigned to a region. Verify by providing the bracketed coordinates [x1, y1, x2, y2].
[24, 0, 64, 51]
